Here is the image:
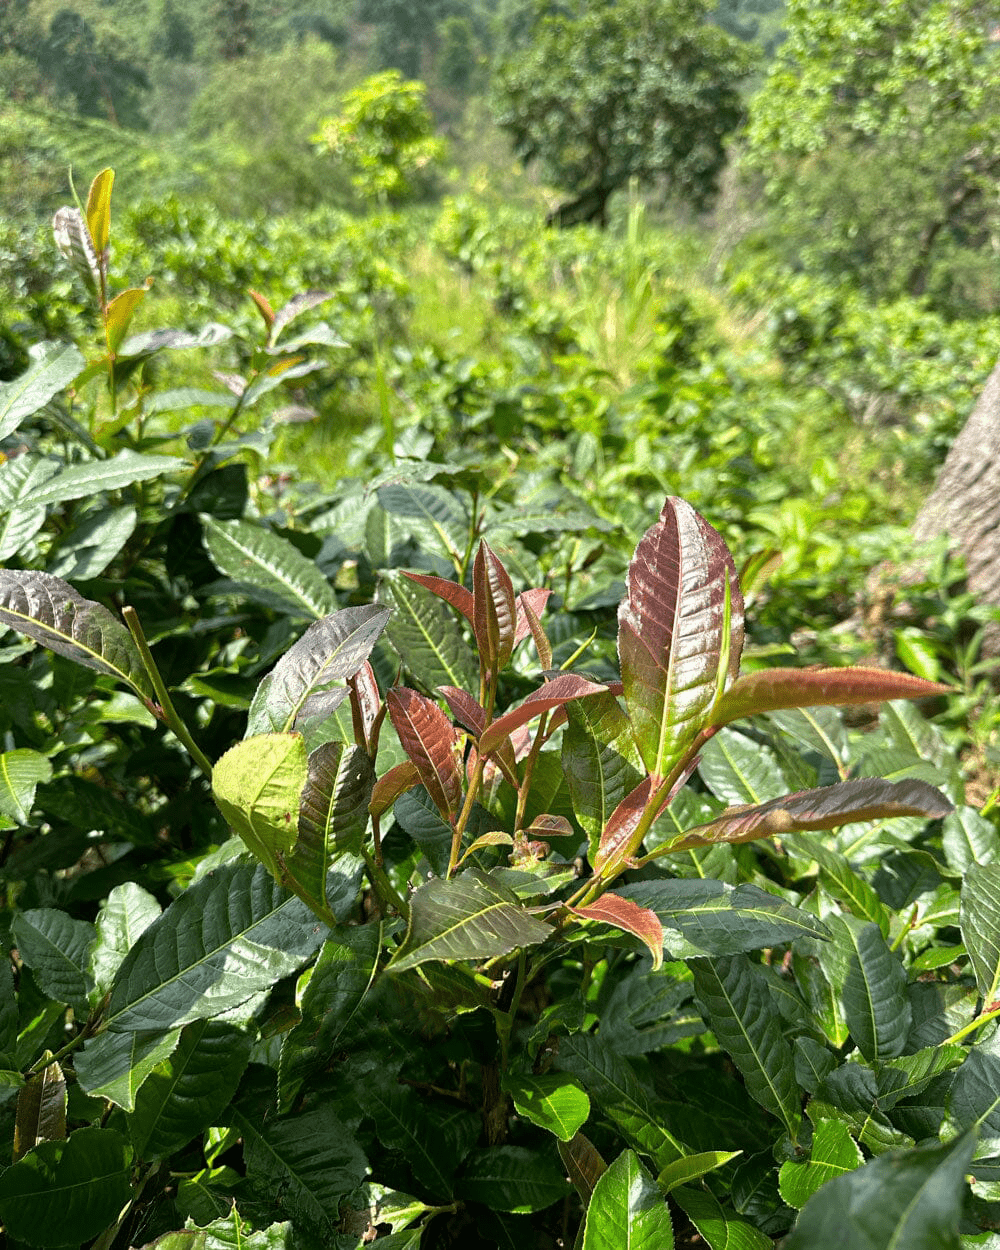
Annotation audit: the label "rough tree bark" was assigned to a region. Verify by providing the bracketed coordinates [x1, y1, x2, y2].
[909, 358, 1000, 654]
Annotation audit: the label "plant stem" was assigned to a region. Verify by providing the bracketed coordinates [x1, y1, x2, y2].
[942, 1004, 1000, 1047]
[122, 607, 214, 780]
[514, 711, 550, 833]
[362, 845, 408, 917]
[27, 1026, 92, 1075]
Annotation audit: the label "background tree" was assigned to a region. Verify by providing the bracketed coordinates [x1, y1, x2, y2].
[490, 0, 755, 227]
[745, 0, 1000, 311]
[312, 69, 446, 204]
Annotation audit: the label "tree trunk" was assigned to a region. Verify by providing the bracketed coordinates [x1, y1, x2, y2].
[909, 359, 1000, 653]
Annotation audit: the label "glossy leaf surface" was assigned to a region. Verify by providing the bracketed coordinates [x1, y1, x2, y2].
[714, 667, 950, 727]
[381, 572, 478, 692]
[618, 496, 743, 781]
[247, 604, 390, 735]
[389, 868, 552, 971]
[0, 569, 153, 698]
[479, 673, 607, 756]
[668, 777, 953, 851]
[582, 1148, 673, 1250]
[106, 859, 326, 1031]
[388, 686, 464, 821]
[201, 516, 337, 618]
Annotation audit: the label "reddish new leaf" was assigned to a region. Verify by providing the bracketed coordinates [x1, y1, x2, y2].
[473, 540, 517, 676]
[438, 685, 487, 737]
[350, 660, 381, 742]
[387, 687, 464, 822]
[618, 497, 744, 782]
[514, 588, 552, 646]
[667, 777, 954, 852]
[479, 673, 607, 756]
[713, 666, 951, 727]
[559, 1132, 608, 1204]
[592, 776, 656, 876]
[524, 814, 574, 839]
[401, 571, 474, 626]
[570, 893, 664, 970]
[369, 760, 420, 820]
[518, 593, 553, 670]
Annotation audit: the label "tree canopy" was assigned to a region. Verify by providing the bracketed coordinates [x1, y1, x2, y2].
[491, 0, 755, 227]
[745, 0, 1000, 306]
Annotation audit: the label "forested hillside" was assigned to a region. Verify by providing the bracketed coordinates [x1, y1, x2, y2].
[3, 3, 1000, 1248]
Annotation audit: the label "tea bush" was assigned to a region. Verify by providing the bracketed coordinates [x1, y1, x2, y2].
[1, 172, 999, 1250]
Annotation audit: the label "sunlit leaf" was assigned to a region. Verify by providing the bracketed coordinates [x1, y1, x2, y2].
[783, 1133, 974, 1250]
[0, 344, 87, 441]
[247, 604, 390, 736]
[473, 539, 517, 675]
[0, 569, 153, 698]
[960, 862, 1000, 1003]
[75, 1028, 181, 1112]
[479, 673, 607, 756]
[293, 741, 374, 898]
[12, 908, 95, 1014]
[582, 1148, 674, 1250]
[389, 868, 552, 971]
[85, 168, 114, 256]
[201, 516, 337, 619]
[778, 1119, 863, 1210]
[668, 777, 953, 852]
[23, 450, 184, 507]
[106, 859, 327, 1031]
[563, 690, 644, 845]
[387, 687, 464, 822]
[618, 496, 743, 781]
[714, 666, 950, 727]
[504, 1073, 590, 1142]
[212, 734, 309, 887]
[571, 892, 664, 970]
[0, 749, 52, 829]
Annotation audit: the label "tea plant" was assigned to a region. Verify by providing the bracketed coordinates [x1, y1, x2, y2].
[2, 171, 1000, 1250]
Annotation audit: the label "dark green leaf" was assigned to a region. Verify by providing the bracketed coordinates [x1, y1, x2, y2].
[292, 741, 374, 899]
[555, 1034, 687, 1168]
[691, 954, 801, 1136]
[278, 924, 381, 1111]
[783, 1133, 974, 1250]
[836, 915, 910, 1062]
[697, 728, 786, 805]
[562, 690, 644, 845]
[130, 1020, 254, 1159]
[0, 569, 154, 698]
[617, 878, 829, 958]
[47, 505, 137, 580]
[942, 806, 1000, 873]
[12, 908, 95, 1014]
[201, 516, 337, 618]
[232, 1099, 368, 1233]
[106, 859, 326, 1031]
[943, 1049, 1000, 1154]
[380, 572, 478, 693]
[961, 863, 1000, 1003]
[24, 450, 184, 507]
[672, 1185, 773, 1250]
[0, 1126, 132, 1246]
[368, 1082, 477, 1197]
[389, 867, 552, 971]
[458, 1144, 571, 1213]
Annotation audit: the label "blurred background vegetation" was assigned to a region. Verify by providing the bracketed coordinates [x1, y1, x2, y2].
[3, 0, 1000, 777]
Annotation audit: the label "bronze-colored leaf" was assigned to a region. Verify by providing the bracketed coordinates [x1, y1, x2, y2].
[473, 539, 517, 676]
[618, 496, 743, 782]
[570, 893, 664, 970]
[713, 666, 951, 727]
[387, 687, 464, 822]
[668, 777, 954, 852]
[479, 673, 607, 756]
